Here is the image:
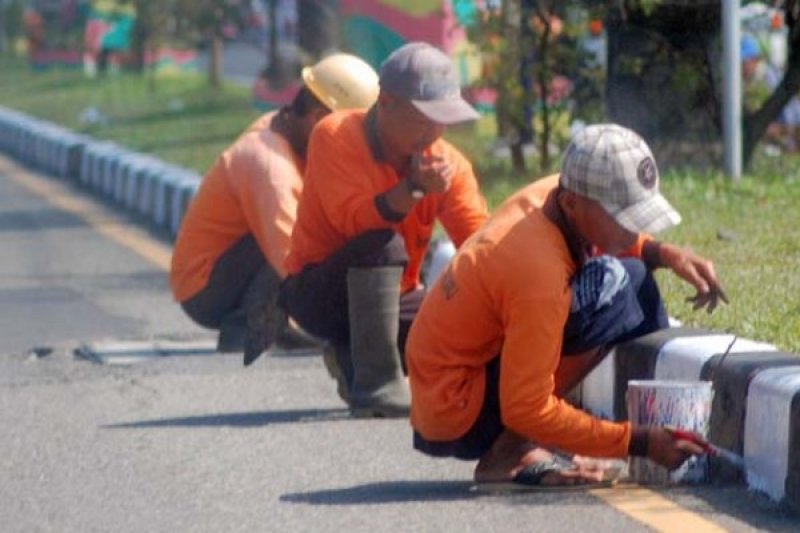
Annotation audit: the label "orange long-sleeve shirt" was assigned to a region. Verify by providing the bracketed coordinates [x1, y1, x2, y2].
[170, 112, 303, 302]
[284, 110, 488, 293]
[408, 175, 650, 459]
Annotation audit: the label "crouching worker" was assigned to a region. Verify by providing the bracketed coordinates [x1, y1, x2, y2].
[170, 54, 379, 365]
[281, 42, 489, 418]
[408, 124, 728, 489]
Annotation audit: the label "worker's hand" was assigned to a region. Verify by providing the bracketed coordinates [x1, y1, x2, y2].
[409, 153, 453, 195]
[646, 426, 706, 470]
[659, 243, 729, 313]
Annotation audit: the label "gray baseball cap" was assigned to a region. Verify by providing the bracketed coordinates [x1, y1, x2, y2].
[560, 124, 681, 234]
[379, 42, 480, 125]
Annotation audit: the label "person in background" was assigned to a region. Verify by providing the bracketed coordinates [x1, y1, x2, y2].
[408, 124, 726, 489]
[281, 42, 489, 418]
[741, 33, 800, 153]
[170, 54, 379, 366]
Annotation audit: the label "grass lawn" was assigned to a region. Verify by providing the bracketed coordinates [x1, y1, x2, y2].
[2, 56, 799, 353]
[0, 57, 260, 172]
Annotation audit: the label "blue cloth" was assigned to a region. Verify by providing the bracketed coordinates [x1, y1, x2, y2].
[562, 256, 668, 355]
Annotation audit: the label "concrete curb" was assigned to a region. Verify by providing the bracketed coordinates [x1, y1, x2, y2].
[583, 328, 800, 511]
[0, 106, 201, 236]
[1, 105, 798, 512]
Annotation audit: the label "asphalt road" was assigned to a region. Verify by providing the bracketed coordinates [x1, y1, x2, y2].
[1, 159, 797, 532]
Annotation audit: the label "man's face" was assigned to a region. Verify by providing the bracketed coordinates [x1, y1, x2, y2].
[569, 193, 638, 255]
[378, 93, 445, 155]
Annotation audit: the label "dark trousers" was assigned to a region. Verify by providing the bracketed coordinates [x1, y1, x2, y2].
[181, 235, 271, 329]
[281, 229, 424, 352]
[414, 256, 669, 460]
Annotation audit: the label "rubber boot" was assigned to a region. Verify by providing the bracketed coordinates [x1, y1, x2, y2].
[321, 342, 353, 404]
[216, 308, 247, 353]
[346, 266, 410, 418]
[243, 266, 287, 366]
[277, 319, 323, 351]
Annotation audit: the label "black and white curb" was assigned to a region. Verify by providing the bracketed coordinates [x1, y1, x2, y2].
[583, 327, 800, 511]
[0, 105, 201, 236]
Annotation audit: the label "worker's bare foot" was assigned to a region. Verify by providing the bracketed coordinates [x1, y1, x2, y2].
[474, 431, 610, 486]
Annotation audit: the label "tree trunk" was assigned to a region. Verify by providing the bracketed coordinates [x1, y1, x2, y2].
[533, 3, 552, 173]
[743, 60, 800, 166]
[503, 0, 526, 174]
[268, 0, 278, 69]
[605, 2, 721, 168]
[743, 0, 800, 166]
[0, 5, 5, 55]
[298, 0, 339, 60]
[209, 32, 223, 89]
[147, 43, 157, 92]
[511, 143, 525, 172]
[132, 26, 147, 74]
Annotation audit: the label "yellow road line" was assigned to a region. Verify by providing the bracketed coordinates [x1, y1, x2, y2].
[590, 485, 729, 532]
[2, 154, 729, 532]
[0, 155, 171, 271]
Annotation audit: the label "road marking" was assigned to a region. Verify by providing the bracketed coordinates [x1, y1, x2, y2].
[0, 156, 171, 271]
[590, 485, 729, 532]
[2, 155, 730, 531]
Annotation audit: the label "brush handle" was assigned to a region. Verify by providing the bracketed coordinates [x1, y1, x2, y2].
[663, 425, 713, 453]
[663, 425, 745, 470]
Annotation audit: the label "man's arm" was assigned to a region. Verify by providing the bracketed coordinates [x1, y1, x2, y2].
[435, 153, 489, 247]
[499, 286, 633, 458]
[642, 240, 728, 313]
[376, 153, 453, 222]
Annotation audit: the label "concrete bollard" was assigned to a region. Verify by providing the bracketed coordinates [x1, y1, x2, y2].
[169, 172, 200, 236]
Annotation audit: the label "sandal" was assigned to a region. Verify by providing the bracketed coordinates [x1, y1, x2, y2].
[474, 455, 619, 493]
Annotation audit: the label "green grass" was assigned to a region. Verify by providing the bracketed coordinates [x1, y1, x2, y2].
[655, 170, 800, 353]
[0, 56, 259, 171]
[2, 55, 799, 353]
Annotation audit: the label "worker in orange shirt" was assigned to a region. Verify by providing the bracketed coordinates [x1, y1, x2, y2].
[281, 42, 489, 418]
[408, 124, 727, 489]
[170, 54, 379, 366]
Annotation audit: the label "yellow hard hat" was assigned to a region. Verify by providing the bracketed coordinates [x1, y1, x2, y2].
[302, 53, 379, 111]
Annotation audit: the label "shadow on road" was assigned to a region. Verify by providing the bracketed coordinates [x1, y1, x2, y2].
[103, 407, 351, 429]
[281, 480, 480, 505]
[665, 485, 799, 531]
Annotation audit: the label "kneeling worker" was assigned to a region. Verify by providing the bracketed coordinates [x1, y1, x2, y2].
[170, 54, 379, 365]
[281, 42, 490, 418]
[408, 124, 727, 488]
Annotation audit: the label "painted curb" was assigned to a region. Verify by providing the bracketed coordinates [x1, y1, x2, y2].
[0, 106, 201, 236]
[2, 105, 799, 512]
[583, 330, 800, 511]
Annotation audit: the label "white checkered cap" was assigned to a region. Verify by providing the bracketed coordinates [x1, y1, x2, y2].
[559, 124, 681, 234]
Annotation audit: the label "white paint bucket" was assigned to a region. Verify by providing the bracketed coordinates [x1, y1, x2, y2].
[626, 380, 714, 484]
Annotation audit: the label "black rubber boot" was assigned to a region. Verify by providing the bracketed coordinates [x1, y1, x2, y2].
[216, 308, 247, 353]
[276, 320, 323, 351]
[321, 342, 353, 404]
[346, 266, 410, 418]
[243, 265, 287, 366]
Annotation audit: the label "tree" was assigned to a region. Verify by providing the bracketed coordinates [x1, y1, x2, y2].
[466, 1, 597, 174]
[297, 0, 339, 60]
[174, 0, 247, 88]
[606, 0, 800, 168]
[743, 0, 800, 164]
[467, 0, 528, 173]
[130, 0, 173, 76]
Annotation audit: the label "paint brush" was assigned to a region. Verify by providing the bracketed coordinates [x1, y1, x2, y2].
[664, 425, 746, 471]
